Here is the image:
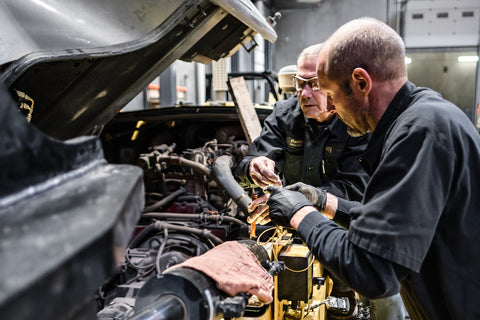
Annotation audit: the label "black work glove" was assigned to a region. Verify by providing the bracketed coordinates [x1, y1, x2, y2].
[265, 186, 313, 228]
[285, 182, 327, 211]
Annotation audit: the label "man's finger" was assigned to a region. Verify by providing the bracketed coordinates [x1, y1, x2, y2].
[263, 174, 281, 185]
[247, 204, 269, 223]
[248, 196, 263, 212]
[249, 207, 270, 225]
[252, 193, 270, 206]
[252, 172, 280, 187]
[284, 185, 297, 191]
[257, 214, 271, 225]
[264, 185, 282, 194]
[260, 165, 281, 185]
[250, 171, 270, 188]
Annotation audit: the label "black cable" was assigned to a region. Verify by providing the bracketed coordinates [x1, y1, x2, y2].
[143, 187, 186, 212]
[155, 226, 168, 275]
[128, 223, 157, 249]
[152, 221, 224, 245]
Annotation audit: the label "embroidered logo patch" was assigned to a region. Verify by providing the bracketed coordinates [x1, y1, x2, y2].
[286, 136, 303, 148]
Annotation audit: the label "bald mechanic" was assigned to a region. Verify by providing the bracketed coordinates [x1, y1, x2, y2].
[265, 17, 480, 320]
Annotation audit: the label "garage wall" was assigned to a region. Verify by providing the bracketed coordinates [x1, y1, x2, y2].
[270, 0, 388, 71]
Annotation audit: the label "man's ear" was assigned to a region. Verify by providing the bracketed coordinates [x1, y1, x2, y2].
[352, 68, 371, 94]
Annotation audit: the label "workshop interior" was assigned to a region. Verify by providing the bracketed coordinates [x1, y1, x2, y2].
[0, 0, 479, 320]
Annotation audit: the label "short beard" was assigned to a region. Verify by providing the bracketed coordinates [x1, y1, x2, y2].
[347, 126, 365, 137]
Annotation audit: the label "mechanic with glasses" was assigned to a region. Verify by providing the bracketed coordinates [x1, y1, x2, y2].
[235, 43, 369, 215]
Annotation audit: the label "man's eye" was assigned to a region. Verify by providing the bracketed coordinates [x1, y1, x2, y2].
[309, 81, 320, 91]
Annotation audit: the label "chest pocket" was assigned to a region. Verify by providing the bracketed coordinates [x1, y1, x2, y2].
[283, 136, 304, 184]
[323, 141, 346, 178]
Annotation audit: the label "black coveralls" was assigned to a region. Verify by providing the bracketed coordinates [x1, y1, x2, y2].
[296, 82, 480, 319]
[234, 94, 369, 202]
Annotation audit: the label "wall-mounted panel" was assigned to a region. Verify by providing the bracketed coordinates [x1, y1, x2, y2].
[404, 0, 480, 47]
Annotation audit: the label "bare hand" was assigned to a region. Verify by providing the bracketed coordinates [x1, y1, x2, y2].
[247, 193, 271, 225]
[249, 156, 282, 188]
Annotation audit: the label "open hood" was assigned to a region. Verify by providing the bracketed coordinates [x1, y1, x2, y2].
[0, 0, 276, 140]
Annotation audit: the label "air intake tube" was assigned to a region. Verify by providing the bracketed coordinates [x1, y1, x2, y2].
[211, 155, 252, 214]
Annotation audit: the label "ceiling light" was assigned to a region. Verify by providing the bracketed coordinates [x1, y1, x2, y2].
[458, 56, 478, 63]
[405, 57, 412, 64]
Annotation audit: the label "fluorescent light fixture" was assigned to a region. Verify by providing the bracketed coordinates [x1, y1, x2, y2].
[405, 57, 412, 64]
[458, 56, 478, 63]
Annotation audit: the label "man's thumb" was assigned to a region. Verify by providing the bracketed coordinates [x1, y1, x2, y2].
[264, 185, 281, 194]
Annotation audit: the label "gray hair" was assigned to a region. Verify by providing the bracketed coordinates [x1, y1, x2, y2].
[297, 43, 324, 66]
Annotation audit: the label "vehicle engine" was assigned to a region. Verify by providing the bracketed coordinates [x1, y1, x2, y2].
[97, 127, 270, 319]
[95, 113, 363, 320]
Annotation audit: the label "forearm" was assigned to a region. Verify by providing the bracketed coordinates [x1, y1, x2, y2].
[290, 206, 317, 229]
[290, 210, 405, 299]
[322, 193, 338, 219]
[311, 193, 357, 229]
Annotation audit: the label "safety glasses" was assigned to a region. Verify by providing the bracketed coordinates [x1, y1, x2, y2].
[293, 75, 320, 91]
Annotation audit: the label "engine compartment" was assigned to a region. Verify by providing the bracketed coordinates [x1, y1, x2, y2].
[97, 106, 275, 319]
[95, 105, 366, 320]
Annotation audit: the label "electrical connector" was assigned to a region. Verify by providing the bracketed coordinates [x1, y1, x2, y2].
[306, 296, 350, 313]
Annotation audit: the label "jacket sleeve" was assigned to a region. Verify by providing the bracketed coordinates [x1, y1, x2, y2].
[321, 133, 370, 202]
[332, 197, 360, 229]
[297, 210, 409, 299]
[233, 100, 289, 188]
[232, 155, 254, 188]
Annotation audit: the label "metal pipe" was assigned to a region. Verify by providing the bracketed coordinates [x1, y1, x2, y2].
[155, 155, 211, 176]
[154, 220, 223, 245]
[142, 212, 246, 227]
[128, 218, 226, 248]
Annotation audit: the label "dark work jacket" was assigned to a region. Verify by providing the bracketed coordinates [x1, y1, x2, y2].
[234, 95, 370, 202]
[297, 82, 480, 320]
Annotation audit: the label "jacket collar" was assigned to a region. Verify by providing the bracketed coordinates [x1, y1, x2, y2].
[360, 81, 415, 174]
[305, 114, 342, 137]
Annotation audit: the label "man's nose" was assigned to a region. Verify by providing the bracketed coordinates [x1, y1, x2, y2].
[301, 85, 314, 97]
